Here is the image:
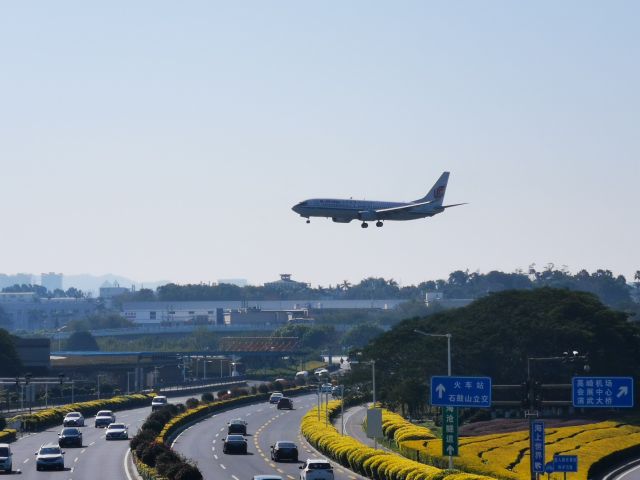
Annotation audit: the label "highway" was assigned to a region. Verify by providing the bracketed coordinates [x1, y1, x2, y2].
[5, 392, 199, 480]
[172, 393, 367, 480]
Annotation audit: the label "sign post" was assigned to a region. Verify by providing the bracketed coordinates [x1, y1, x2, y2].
[530, 420, 545, 476]
[572, 377, 634, 408]
[430, 376, 492, 408]
[441, 406, 459, 457]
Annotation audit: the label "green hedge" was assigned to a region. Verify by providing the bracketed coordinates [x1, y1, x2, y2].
[9, 393, 154, 431]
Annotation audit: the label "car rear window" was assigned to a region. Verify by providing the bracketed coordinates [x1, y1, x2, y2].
[40, 447, 61, 455]
[278, 442, 296, 448]
[309, 462, 331, 470]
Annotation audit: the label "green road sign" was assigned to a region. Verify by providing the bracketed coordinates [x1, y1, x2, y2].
[442, 406, 459, 457]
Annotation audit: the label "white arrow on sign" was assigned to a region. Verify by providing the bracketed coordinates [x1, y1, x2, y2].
[446, 445, 455, 455]
[617, 386, 629, 398]
[436, 384, 446, 399]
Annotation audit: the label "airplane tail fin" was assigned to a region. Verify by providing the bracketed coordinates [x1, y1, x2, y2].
[416, 171, 449, 205]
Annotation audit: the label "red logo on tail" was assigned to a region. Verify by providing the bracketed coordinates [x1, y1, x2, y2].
[434, 186, 446, 199]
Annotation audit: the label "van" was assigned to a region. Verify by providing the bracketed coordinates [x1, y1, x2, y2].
[0, 444, 12, 473]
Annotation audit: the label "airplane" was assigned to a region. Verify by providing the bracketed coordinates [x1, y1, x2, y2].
[291, 171, 466, 228]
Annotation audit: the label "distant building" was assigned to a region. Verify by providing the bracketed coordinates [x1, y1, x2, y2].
[224, 308, 304, 326]
[264, 274, 309, 291]
[425, 291, 474, 309]
[99, 281, 131, 300]
[14, 337, 51, 373]
[0, 296, 98, 331]
[41, 272, 63, 292]
[218, 278, 248, 287]
[0, 273, 33, 289]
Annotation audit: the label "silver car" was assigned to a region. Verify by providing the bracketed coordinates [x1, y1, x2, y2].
[0, 444, 13, 473]
[35, 443, 65, 471]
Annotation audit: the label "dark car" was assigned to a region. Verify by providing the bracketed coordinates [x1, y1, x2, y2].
[58, 428, 82, 448]
[277, 397, 293, 410]
[270, 441, 298, 462]
[222, 435, 247, 454]
[227, 419, 247, 435]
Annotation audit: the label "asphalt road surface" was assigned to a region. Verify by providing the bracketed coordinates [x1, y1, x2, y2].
[172, 393, 368, 480]
[5, 392, 204, 480]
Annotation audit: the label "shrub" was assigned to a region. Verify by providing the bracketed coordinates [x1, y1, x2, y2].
[156, 450, 183, 476]
[200, 392, 214, 403]
[173, 463, 203, 480]
[0, 416, 5, 431]
[257, 383, 269, 394]
[185, 398, 200, 409]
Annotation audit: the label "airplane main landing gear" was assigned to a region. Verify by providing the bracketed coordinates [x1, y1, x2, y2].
[376, 221, 383, 227]
[306, 219, 310, 224]
[361, 222, 369, 228]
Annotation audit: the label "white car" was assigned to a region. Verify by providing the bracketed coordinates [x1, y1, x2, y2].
[105, 423, 129, 440]
[0, 444, 12, 473]
[151, 395, 168, 411]
[94, 410, 116, 428]
[269, 392, 284, 404]
[35, 443, 65, 471]
[299, 459, 334, 480]
[63, 412, 85, 427]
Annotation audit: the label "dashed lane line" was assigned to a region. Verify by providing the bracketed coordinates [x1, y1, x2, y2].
[220, 464, 226, 470]
[214, 454, 218, 460]
[232, 476, 240, 480]
[23, 459, 29, 464]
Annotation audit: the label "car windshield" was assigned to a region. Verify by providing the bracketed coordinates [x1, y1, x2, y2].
[61, 428, 79, 435]
[227, 435, 245, 442]
[40, 447, 61, 455]
[0, 447, 9, 456]
[153, 397, 167, 403]
[67, 413, 80, 417]
[109, 424, 125, 429]
[309, 463, 331, 470]
[97, 411, 112, 416]
[277, 442, 296, 449]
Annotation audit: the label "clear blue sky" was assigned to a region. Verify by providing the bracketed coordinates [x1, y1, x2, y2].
[1, 1, 638, 286]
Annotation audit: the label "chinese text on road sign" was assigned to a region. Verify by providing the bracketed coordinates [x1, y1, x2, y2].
[572, 377, 634, 408]
[430, 376, 492, 408]
[531, 420, 545, 473]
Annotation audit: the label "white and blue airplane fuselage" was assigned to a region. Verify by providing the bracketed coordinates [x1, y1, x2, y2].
[292, 172, 465, 228]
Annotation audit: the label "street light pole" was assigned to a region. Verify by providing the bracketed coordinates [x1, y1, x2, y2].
[414, 329, 453, 469]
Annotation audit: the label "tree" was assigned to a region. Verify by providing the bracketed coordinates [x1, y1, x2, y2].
[0, 329, 22, 376]
[66, 330, 100, 351]
[359, 288, 640, 412]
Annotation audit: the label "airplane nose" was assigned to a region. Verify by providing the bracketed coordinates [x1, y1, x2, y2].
[292, 203, 301, 213]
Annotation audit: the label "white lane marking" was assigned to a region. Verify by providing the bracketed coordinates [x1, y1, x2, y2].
[232, 476, 240, 480]
[288, 476, 295, 479]
[220, 464, 226, 470]
[74, 457, 79, 463]
[71, 466, 75, 472]
[617, 464, 640, 480]
[23, 458, 29, 464]
[124, 449, 134, 480]
[89, 441, 95, 446]
[81, 449, 86, 454]
[213, 454, 218, 460]
[215, 433, 219, 437]
[212, 439, 216, 444]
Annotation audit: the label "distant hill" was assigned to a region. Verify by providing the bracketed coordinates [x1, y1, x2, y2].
[63, 274, 171, 296]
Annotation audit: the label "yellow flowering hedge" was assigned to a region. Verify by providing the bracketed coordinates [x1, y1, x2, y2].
[301, 400, 496, 480]
[9, 393, 155, 431]
[398, 419, 640, 480]
[382, 409, 437, 444]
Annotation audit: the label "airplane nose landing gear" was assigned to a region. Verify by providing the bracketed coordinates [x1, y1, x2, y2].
[361, 222, 369, 228]
[376, 221, 383, 227]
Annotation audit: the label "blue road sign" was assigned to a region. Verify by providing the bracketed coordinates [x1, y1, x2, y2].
[545, 462, 554, 474]
[554, 455, 578, 472]
[572, 377, 634, 408]
[531, 420, 545, 474]
[430, 376, 492, 408]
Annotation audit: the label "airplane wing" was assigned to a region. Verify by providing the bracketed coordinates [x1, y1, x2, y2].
[372, 199, 435, 214]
